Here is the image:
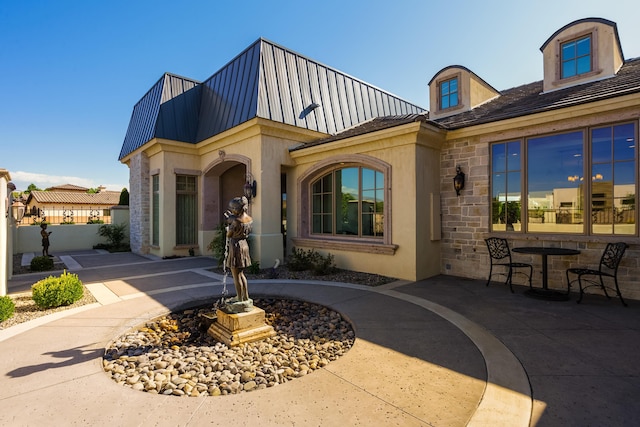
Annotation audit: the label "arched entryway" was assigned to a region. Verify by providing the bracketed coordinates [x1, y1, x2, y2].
[202, 155, 252, 234]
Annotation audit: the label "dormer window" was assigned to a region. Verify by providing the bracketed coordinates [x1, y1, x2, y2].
[429, 66, 499, 120]
[561, 35, 592, 78]
[440, 77, 458, 109]
[540, 18, 624, 92]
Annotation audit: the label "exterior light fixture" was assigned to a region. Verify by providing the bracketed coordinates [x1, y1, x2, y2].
[244, 172, 257, 201]
[453, 165, 465, 196]
[12, 201, 25, 223]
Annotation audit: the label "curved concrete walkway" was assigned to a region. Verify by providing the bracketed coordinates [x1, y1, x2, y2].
[6, 251, 640, 425]
[1, 252, 531, 426]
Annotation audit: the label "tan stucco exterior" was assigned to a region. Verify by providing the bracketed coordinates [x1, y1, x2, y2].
[121, 115, 447, 282]
[429, 66, 500, 120]
[541, 19, 624, 92]
[119, 17, 639, 300]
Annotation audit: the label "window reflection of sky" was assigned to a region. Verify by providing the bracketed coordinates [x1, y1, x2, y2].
[528, 132, 583, 192]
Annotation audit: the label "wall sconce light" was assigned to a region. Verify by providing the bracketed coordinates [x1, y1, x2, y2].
[12, 201, 25, 223]
[453, 165, 465, 196]
[243, 172, 257, 201]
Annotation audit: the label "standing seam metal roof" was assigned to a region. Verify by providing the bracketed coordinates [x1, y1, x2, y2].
[119, 38, 425, 160]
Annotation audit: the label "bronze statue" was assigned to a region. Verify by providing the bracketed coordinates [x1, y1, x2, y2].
[40, 223, 52, 257]
[223, 196, 253, 313]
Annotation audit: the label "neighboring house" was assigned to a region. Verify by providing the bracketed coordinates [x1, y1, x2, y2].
[120, 18, 640, 298]
[25, 184, 120, 224]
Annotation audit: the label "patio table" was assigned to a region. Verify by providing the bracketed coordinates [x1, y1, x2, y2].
[512, 246, 580, 301]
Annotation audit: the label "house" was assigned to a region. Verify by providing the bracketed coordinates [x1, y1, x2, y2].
[119, 18, 639, 298]
[25, 184, 121, 224]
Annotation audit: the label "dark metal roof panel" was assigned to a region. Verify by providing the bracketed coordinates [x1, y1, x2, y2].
[120, 38, 425, 160]
[197, 41, 261, 141]
[255, 39, 425, 135]
[156, 75, 200, 142]
[119, 74, 201, 160]
[119, 76, 164, 160]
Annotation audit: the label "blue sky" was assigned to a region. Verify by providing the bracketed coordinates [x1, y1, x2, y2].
[2, 0, 639, 192]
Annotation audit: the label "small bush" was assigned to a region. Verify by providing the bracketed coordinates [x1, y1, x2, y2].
[98, 223, 128, 249]
[207, 223, 227, 266]
[0, 296, 15, 322]
[247, 261, 261, 274]
[32, 271, 84, 309]
[287, 247, 316, 271]
[287, 248, 337, 275]
[31, 255, 54, 272]
[312, 252, 336, 275]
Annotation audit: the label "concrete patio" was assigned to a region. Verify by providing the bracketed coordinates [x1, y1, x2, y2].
[2, 251, 639, 426]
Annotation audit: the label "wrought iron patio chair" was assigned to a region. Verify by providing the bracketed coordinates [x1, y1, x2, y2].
[566, 242, 628, 306]
[485, 237, 533, 293]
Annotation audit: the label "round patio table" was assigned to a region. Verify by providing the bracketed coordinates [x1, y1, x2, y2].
[512, 246, 580, 301]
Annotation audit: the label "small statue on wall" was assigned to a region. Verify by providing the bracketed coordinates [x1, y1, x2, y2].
[223, 196, 253, 313]
[40, 223, 52, 257]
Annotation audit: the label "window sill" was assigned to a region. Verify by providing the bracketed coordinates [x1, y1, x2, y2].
[292, 237, 398, 255]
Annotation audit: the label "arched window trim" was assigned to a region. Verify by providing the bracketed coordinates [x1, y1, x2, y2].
[296, 155, 396, 254]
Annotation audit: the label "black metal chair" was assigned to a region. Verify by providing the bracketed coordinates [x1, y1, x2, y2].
[485, 237, 533, 292]
[566, 242, 628, 306]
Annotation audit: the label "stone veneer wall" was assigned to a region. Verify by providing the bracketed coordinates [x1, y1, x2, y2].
[128, 152, 150, 254]
[439, 137, 640, 301]
[440, 138, 490, 280]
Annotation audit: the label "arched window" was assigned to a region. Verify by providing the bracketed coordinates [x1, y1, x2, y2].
[311, 166, 384, 238]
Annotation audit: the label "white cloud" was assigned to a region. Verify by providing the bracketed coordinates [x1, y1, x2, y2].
[9, 171, 127, 192]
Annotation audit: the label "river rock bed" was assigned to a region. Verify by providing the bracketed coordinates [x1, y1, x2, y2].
[103, 298, 355, 397]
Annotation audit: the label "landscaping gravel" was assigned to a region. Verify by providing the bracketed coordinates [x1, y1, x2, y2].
[103, 298, 355, 396]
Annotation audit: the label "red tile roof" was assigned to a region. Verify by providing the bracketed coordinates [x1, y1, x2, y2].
[27, 190, 120, 206]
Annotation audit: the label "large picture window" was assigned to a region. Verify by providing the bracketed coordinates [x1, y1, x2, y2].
[490, 122, 637, 235]
[528, 131, 584, 233]
[176, 174, 197, 245]
[591, 123, 636, 235]
[311, 167, 384, 238]
[491, 141, 522, 231]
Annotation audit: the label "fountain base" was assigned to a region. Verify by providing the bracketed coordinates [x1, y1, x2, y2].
[207, 307, 275, 346]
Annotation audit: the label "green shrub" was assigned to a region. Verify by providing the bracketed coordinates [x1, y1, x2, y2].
[98, 223, 127, 249]
[288, 247, 336, 274]
[312, 252, 336, 275]
[247, 261, 261, 274]
[207, 223, 227, 266]
[119, 188, 129, 206]
[31, 255, 54, 272]
[287, 247, 315, 271]
[0, 296, 15, 322]
[32, 271, 84, 309]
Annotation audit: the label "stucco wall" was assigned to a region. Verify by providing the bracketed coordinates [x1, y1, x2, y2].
[16, 224, 110, 253]
[541, 20, 623, 92]
[288, 121, 445, 281]
[14, 208, 130, 254]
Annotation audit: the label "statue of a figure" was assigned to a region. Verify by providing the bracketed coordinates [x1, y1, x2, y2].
[40, 223, 52, 257]
[223, 196, 253, 313]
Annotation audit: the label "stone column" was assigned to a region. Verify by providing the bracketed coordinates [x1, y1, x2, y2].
[129, 152, 150, 254]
